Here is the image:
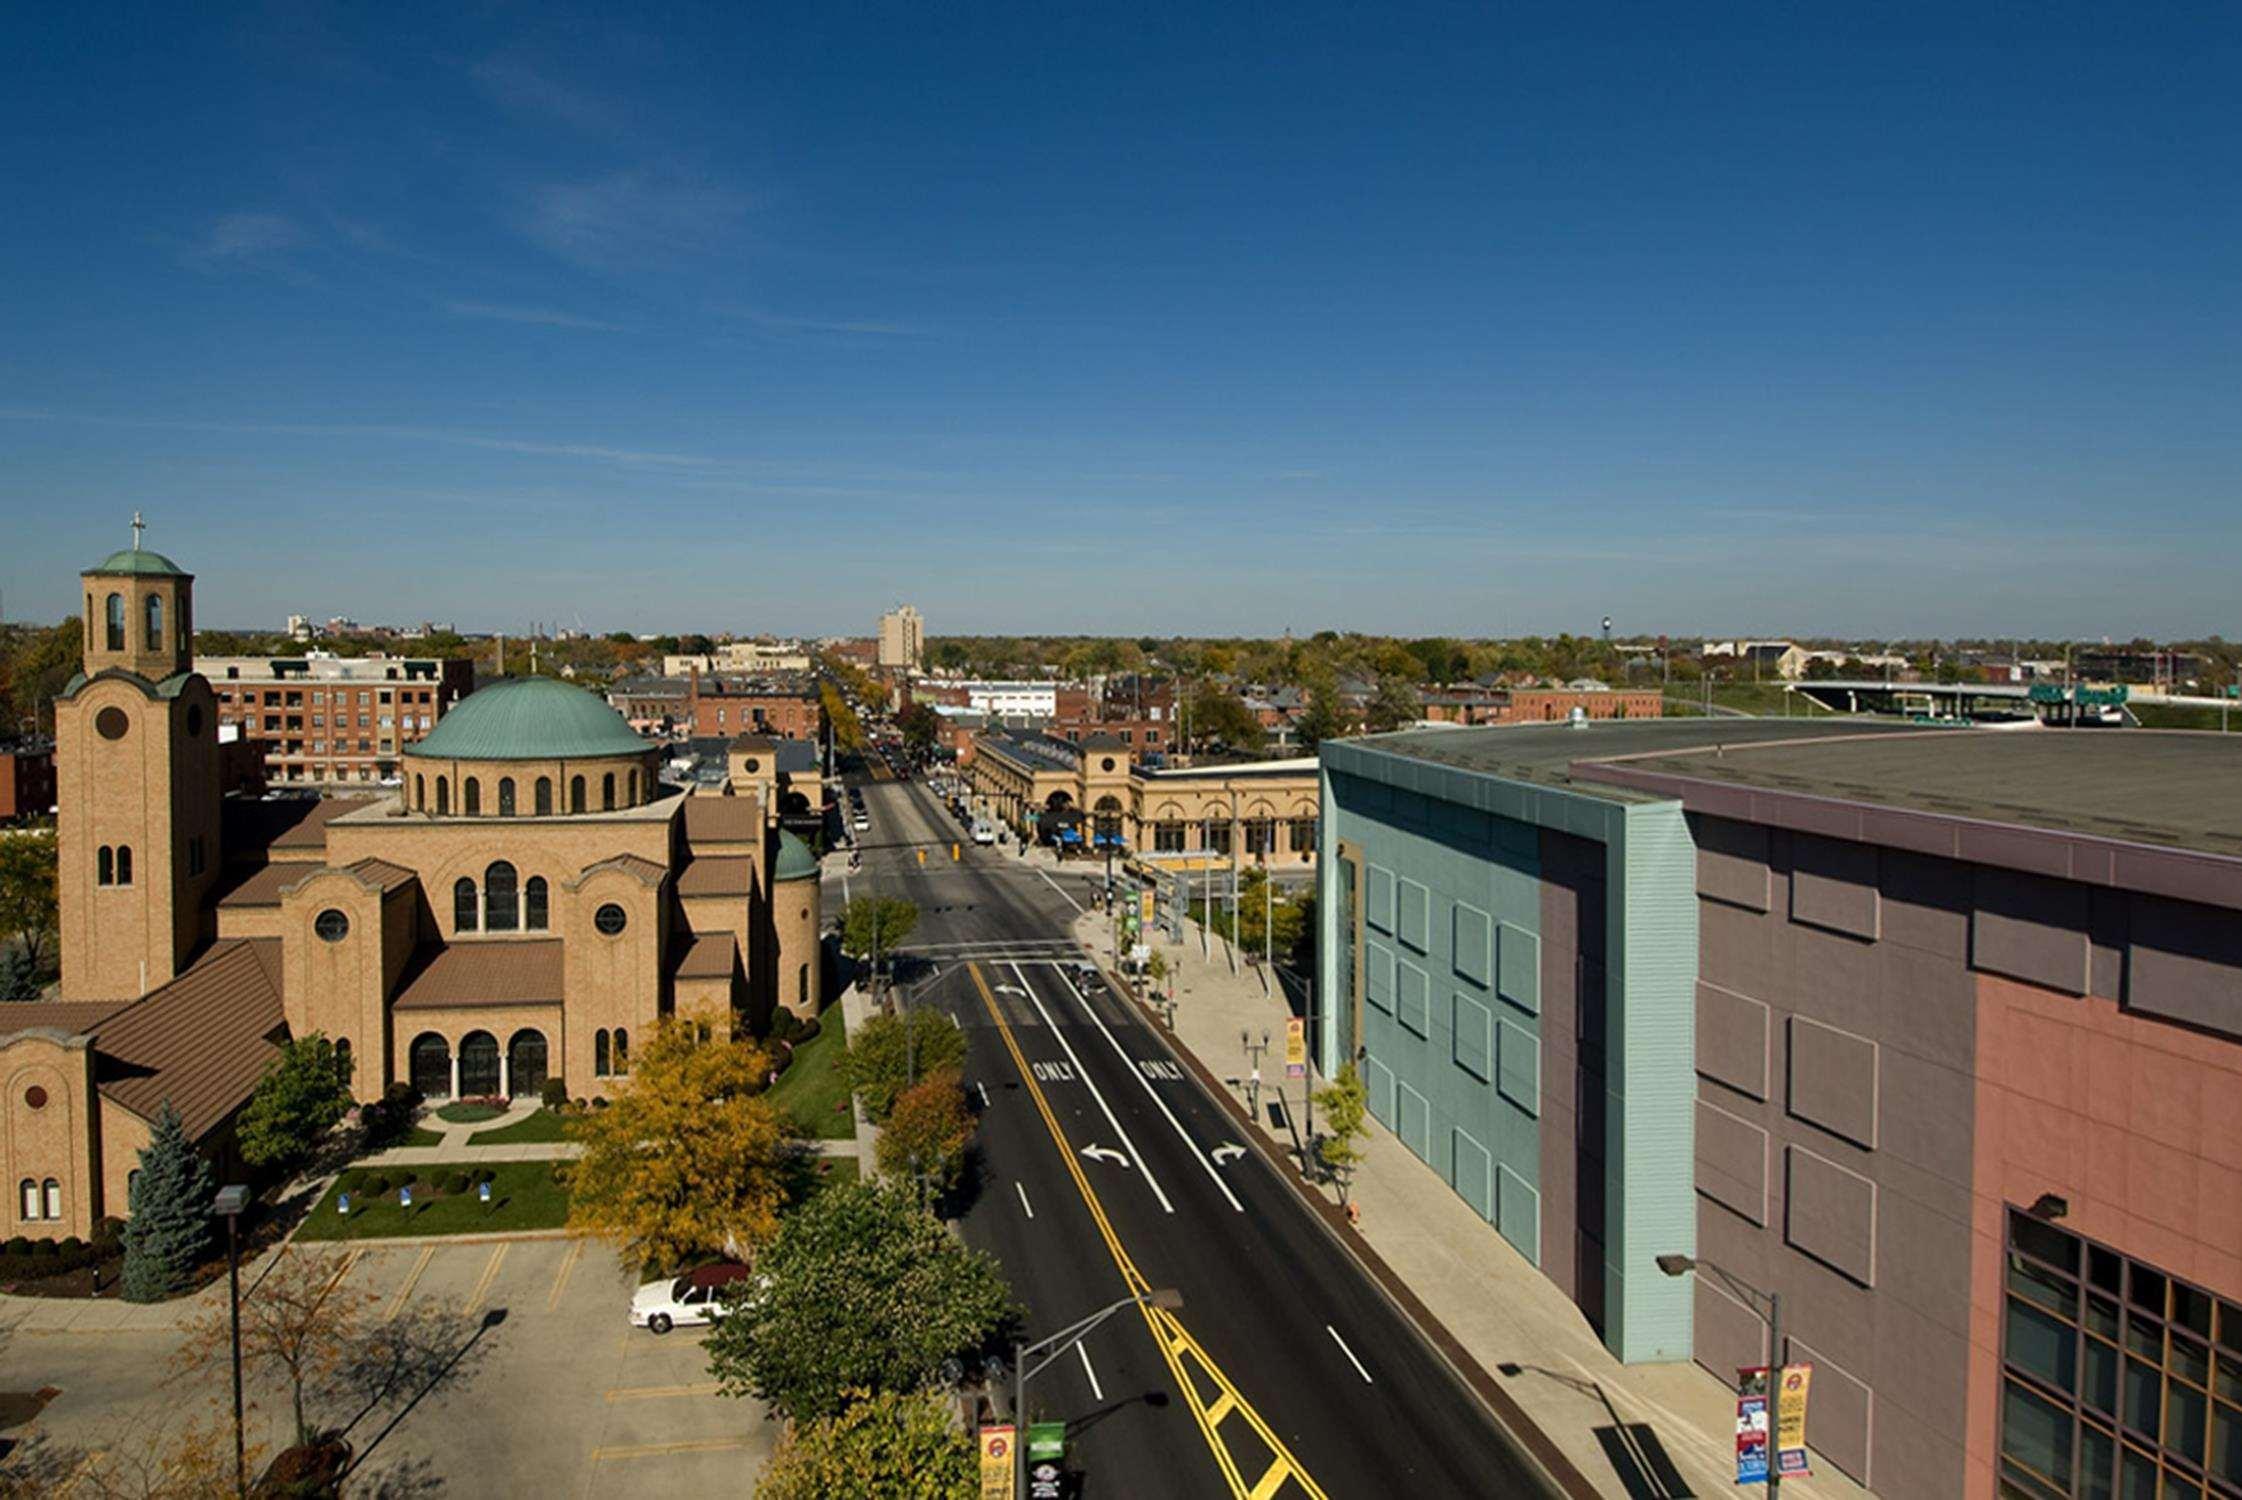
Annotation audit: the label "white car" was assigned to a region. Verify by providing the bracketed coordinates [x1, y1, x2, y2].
[630, 1264, 760, 1333]
[853, 813, 870, 831]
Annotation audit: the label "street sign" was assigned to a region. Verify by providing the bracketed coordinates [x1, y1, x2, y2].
[1774, 1363, 1814, 1478]
[1284, 1016, 1306, 1079]
[978, 1426, 1014, 1500]
[1029, 1460, 1063, 1500]
[1139, 888, 1155, 929]
[1027, 1422, 1066, 1462]
[1735, 1367, 1771, 1485]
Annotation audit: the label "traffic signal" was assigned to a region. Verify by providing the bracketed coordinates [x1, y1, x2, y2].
[952, 843, 961, 861]
[916, 847, 926, 866]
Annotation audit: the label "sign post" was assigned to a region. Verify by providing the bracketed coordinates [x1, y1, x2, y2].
[1734, 1367, 1771, 1486]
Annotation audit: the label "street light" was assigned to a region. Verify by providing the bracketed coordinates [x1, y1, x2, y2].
[212, 1182, 251, 1498]
[1656, 1253, 1784, 1493]
[1008, 1288, 1183, 1500]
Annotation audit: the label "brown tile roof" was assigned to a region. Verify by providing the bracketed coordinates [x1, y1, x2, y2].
[216, 862, 300, 908]
[572, 853, 669, 887]
[92, 940, 286, 1141]
[682, 795, 763, 844]
[0, 1002, 131, 1039]
[673, 933, 738, 980]
[393, 941, 565, 1011]
[676, 856, 754, 898]
[344, 857, 417, 894]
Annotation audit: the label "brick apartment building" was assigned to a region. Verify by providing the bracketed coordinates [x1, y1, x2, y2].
[0, 744, 57, 822]
[197, 654, 474, 787]
[1417, 684, 1665, 726]
[607, 672, 822, 741]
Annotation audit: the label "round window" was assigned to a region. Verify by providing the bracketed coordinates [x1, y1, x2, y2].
[96, 707, 129, 740]
[24, 1086, 47, 1111]
[314, 909, 350, 943]
[595, 903, 628, 936]
[745, 758, 761, 773]
[186, 705, 205, 737]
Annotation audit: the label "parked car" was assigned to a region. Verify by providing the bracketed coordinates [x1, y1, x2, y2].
[631, 1263, 761, 1333]
[853, 813, 870, 832]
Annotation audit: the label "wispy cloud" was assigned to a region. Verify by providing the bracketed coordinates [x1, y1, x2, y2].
[183, 211, 306, 270]
[520, 171, 747, 269]
[444, 300, 626, 332]
[470, 55, 622, 133]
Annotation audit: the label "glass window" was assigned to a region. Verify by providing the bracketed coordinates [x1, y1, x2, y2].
[116, 846, 132, 885]
[454, 877, 478, 932]
[498, 778, 516, 816]
[2211, 1402, 2242, 1487]
[18, 1180, 34, 1220]
[525, 877, 548, 931]
[41, 1180, 59, 1220]
[570, 775, 586, 813]
[98, 846, 113, 885]
[145, 593, 163, 650]
[2004, 1379, 2075, 1491]
[2126, 1359, 2162, 1440]
[535, 777, 552, 815]
[614, 1028, 629, 1072]
[484, 862, 519, 931]
[595, 1029, 610, 1077]
[437, 778, 450, 815]
[602, 772, 615, 810]
[2087, 1338, 2121, 1415]
[1290, 817, 1317, 852]
[2167, 1379, 2207, 1465]
[2082, 1424, 2116, 1500]
[464, 778, 481, 816]
[2010, 1297, 2079, 1394]
[105, 592, 124, 651]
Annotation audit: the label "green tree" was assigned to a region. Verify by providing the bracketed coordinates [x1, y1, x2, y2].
[1185, 686, 1265, 753]
[706, 1180, 1015, 1422]
[0, 946, 39, 1002]
[820, 682, 865, 754]
[756, 1389, 976, 1500]
[1294, 682, 1348, 751]
[873, 1071, 975, 1199]
[121, 1100, 214, 1302]
[0, 829, 57, 981]
[896, 701, 942, 756]
[1363, 674, 1422, 733]
[237, 1033, 354, 1174]
[1313, 1063, 1370, 1206]
[839, 896, 918, 977]
[838, 1008, 965, 1122]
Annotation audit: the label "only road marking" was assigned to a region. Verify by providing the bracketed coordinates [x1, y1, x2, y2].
[1079, 1144, 1130, 1168]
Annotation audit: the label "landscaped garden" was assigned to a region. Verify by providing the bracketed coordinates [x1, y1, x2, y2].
[295, 1160, 570, 1241]
[433, 1099, 507, 1125]
[766, 1004, 853, 1140]
[466, 1108, 576, 1146]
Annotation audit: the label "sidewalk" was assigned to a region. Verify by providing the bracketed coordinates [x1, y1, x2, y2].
[836, 979, 882, 1165]
[1076, 908, 1871, 1500]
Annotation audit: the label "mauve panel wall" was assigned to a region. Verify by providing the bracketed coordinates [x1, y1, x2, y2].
[1697, 980, 1770, 1100]
[1696, 1098, 1767, 1224]
[1785, 1145, 1877, 1286]
[1696, 816, 1771, 911]
[2127, 891, 2242, 1038]
[1789, 833, 1881, 940]
[1787, 1017, 1879, 1150]
[1970, 867, 2090, 995]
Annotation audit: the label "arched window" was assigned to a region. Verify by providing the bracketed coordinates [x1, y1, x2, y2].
[115, 846, 133, 885]
[334, 1036, 353, 1083]
[799, 963, 809, 1007]
[18, 1180, 35, 1220]
[595, 1029, 610, 1076]
[627, 769, 638, 804]
[570, 775, 586, 814]
[42, 1181, 59, 1221]
[437, 778, 451, 815]
[453, 876, 478, 932]
[534, 777, 552, 815]
[524, 876, 548, 931]
[145, 593, 164, 650]
[498, 778, 516, 816]
[128, 1169, 141, 1206]
[414, 774, 425, 810]
[601, 772, 615, 811]
[97, 846, 113, 886]
[105, 593, 124, 651]
[464, 778, 481, 817]
[613, 1028, 629, 1074]
[485, 862, 519, 931]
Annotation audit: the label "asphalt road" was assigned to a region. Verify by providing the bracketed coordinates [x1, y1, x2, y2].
[832, 771, 1558, 1500]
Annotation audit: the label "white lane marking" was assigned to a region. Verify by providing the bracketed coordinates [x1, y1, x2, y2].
[1079, 1145, 1130, 1168]
[1076, 1339, 1104, 1401]
[1014, 1181, 1034, 1219]
[841, 875, 852, 905]
[1211, 1143, 1246, 1165]
[1048, 962, 1244, 1213]
[976, 1082, 990, 1108]
[1034, 867, 1084, 914]
[1008, 962, 1174, 1214]
[1328, 1325, 1373, 1384]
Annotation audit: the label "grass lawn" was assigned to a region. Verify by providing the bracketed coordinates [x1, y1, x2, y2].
[434, 1100, 506, 1125]
[767, 1009, 854, 1140]
[467, 1108, 576, 1146]
[295, 1160, 570, 1241]
[398, 1125, 443, 1148]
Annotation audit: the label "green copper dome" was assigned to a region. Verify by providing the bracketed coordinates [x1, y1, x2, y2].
[407, 677, 650, 761]
[84, 547, 190, 578]
[772, 829, 819, 882]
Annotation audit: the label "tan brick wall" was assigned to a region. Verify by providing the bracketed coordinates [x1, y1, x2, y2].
[280, 868, 415, 1098]
[0, 1037, 100, 1240]
[398, 752, 659, 819]
[558, 863, 669, 1099]
[674, 975, 734, 1041]
[773, 874, 821, 1020]
[389, 1004, 564, 1097]
[97, 1101, 151, 1230]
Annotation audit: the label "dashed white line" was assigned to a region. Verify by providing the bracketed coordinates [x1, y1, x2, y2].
[1076, 1339, 1104, 1400]
[1014, 1181, 1035, 1220]
[1008, 962, 1174, 1214]
[1328, 1325, 1373, 1384]
[1034, 866, 1084, 914]
[976, 1082, 991, 1108]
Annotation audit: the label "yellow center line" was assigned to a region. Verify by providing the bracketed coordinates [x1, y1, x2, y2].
[604, 1381, 723, 1404]
[382, 1246, 435, 1322]
[967, 962, 1325, 1500]
[547, 1237, 586, 1312]
[463, 1243, 508, 1312]
[590, 1438, 750, 1462]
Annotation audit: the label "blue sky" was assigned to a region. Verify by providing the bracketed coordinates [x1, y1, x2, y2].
[2, 3, 2235, 638]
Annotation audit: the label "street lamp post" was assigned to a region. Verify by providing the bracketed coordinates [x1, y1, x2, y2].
[1008, 1288, 1183, 1500]
[1656, 1253, 1782, 1493]
[213, 1182, 251, 1498]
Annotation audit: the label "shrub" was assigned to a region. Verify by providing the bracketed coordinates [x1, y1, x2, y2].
[474, 1167, 497, 1185]
[572, 1097, 588, 1112]
[93, 1217, 124, 1246]
[361, 1173, 390, 1197]
[30, 1238, 57, 1257]
[440, 1172, 469, 1196]
[768, 1009, 802, 1044]
[59, 1236, 83, 1255]
[4, 1236, 27, 1256]
[795, 1017, 822, 1046]
[540, 1078, 569, 1110]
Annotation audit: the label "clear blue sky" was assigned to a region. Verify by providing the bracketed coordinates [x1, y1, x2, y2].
[2, 3, 2235, 639]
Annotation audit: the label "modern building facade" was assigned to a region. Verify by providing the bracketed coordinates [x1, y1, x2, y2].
[1318, 720, 2242, 1499]
[5, 530, 820, 1242]
[197, 652, 474, 786]
[878, 605, 924, 671]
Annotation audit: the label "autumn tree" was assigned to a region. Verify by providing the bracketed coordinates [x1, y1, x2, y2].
[1313, 1063, 1370, 1206]
[0, 828, 59, 982]
[179, 1251, 377, 1449]
[838, 1007, 965, 1122]
[706, 1180, 1015, 1422]
[237, 1033, 353, 1174]
[755, 1389, 976, 1500]
[873, 1071, 975, 1199]
[565, 1022, 796, 1267]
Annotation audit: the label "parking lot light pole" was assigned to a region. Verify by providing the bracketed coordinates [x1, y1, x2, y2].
[1011, 1288, 1183, 1500]
[213, 1183, 251, 1498]
[1657, 1253, 1781, 1493]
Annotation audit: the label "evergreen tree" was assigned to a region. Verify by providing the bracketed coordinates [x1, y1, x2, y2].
[122, 1100, 214, 1303]
[237, 1032, 353, 1173]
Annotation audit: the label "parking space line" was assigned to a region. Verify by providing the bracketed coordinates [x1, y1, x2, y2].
[590, 1438, 751, 1462]
[383, 1246, 435, 1322]
[547, 1238, 585, 1312]
[604, 1381, 723, 1403]
[464, 1245, 508, 1312]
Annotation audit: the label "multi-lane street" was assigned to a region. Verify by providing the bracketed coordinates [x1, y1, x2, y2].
[831, 769, 1560, 1499]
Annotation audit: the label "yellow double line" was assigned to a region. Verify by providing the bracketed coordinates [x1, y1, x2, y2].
[969, 964, 1324, 1500]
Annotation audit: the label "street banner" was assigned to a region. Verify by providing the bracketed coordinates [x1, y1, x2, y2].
[1026, 1422, 1066, 1463]
[1285, 1016, 1307, 1079]
[978, 1426, 1014, 1500]
[1774, 1363, 1813, 1478]
[1734, 1367, 1770, 1485]
[1140, 889, 1155, 929]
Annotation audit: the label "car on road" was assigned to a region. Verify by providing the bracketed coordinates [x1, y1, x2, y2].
[853, 812, 870, 831]
[631, 1263, 760, 1333]
[971, 817, 997, 845]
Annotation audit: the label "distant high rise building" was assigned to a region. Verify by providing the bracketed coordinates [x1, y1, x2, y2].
[878, 605, 923, 670]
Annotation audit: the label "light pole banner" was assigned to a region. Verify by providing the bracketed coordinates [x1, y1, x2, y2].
[1774, 1363, 1814, 1478]
[978, 1426, 1014, 1500]
[1734, 1367, 1770, 1485]
[1284, 1016, 1307, 1079]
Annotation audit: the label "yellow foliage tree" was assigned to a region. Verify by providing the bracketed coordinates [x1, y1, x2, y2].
[566, 1021, 797, 1266]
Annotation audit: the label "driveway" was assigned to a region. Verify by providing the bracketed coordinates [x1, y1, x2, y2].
[0, 1237, 779, 1496]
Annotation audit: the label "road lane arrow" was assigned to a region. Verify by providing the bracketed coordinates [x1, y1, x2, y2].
[995, 985, 1029, 996]
[1079, 1145, 1131, 1168]
[1211, 1143, 1246, 1165]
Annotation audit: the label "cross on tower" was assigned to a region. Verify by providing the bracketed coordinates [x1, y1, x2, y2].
[131, 510, 146, 550]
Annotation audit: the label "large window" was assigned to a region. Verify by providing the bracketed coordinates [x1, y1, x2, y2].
[145, 593, 163, 650]
[498, 778, 516, 816]
[1289, 817, 1318, 852]
[1244, 818, 1274, 855]
[524, 876, 548, 931]
[105, 593, 124, 651]
[453, 877, 478, 932]
[484, 862, 519, 931]
[570, 775, 586, 814]
[1204, 819, 1233, 855]
[535, 777, 552, 815]
[464, 778, 481, 817]
[1154, 821, 1186, 852]
[602, 772, 615, 811]
[1998, 1206, 2242, 1499]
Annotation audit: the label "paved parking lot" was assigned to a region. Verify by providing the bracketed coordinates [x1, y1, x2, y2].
[0, 1236, 779, 1496]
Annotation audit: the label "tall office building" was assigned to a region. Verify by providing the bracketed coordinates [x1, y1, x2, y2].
[878, 604, 924, 670]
